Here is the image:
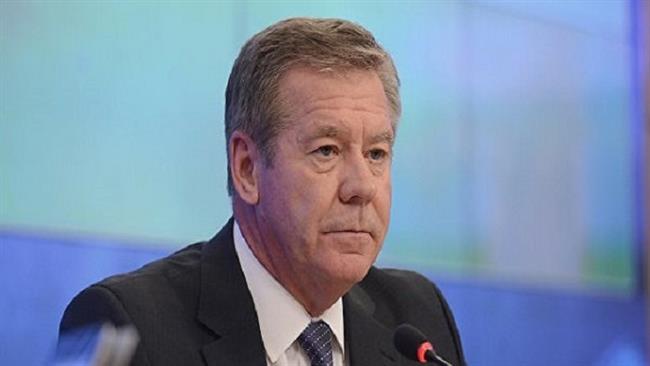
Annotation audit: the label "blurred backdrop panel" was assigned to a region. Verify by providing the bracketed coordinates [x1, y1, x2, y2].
[0, 1, 646, 365]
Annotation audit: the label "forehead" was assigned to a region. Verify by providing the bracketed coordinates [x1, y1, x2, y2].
[276, 67, 392, 129]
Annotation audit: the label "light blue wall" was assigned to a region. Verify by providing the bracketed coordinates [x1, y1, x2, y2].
[1, 0, 639, 290]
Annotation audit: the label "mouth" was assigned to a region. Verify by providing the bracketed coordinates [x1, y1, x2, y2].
[323, 230, 372, 238]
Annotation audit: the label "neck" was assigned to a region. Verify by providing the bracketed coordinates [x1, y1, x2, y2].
[233, 199, 350, 316]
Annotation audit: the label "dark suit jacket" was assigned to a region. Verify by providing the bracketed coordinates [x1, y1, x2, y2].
[60, 219, 465, 365]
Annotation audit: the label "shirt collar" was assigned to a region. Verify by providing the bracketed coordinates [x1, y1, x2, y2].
[233, 220, 345, 363]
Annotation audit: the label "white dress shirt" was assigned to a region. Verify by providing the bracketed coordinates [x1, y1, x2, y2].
[233, 221, 348, 366]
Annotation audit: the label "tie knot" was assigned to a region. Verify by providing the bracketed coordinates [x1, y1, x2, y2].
[298, 321, 333, 366]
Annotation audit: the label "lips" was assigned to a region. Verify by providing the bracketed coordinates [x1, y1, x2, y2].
[323, 230, 373, 239]
[326, 230, 370, 234]
[321, 218, 378, 238]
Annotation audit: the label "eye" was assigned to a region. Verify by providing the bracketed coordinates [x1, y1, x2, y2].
[314, 145, 338, 158]
[368, 148, 388, 162]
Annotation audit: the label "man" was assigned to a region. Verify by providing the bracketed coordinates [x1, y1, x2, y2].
[60, 17, 465, 366]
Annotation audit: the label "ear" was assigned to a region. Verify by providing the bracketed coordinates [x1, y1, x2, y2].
[229, 130, 260, 205]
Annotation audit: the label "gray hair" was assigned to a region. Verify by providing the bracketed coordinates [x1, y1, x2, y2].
[225, 17, 401, 195]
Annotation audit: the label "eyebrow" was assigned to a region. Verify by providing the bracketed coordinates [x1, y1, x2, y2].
[299, 124, 394, 146]
[299, 124, 350, 144]
[313, 124, 349, 139]
[369, 130, 395, 146]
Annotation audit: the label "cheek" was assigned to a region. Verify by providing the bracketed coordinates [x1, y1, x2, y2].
[378, 179, 392, 221]
[296, 170, 338, 208]
[266, 171, 326, 236]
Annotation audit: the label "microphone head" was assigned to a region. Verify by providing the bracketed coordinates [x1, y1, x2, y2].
[393, 323, 435, 363]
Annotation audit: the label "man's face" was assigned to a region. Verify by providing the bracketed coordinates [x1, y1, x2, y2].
[254, 67, 393, 291]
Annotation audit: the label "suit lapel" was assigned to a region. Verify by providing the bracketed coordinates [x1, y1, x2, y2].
[344, 284, 400, 366]
[196, 219, 267, 366]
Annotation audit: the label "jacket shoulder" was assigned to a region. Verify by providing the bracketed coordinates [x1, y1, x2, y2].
[60, 241, 204, 333]
[359, 267, 466, 365]
[359, 267, 444, 310]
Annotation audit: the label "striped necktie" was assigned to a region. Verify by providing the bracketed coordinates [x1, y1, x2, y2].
[298, 321, 334, 366]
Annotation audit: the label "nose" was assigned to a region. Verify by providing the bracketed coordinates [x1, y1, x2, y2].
[339, 153, 377, 205]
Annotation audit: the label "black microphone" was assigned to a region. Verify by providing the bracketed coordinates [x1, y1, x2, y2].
[393, 324, 453, 366]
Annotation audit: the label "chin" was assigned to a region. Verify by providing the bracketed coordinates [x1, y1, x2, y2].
[325, 254, 374, 285]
